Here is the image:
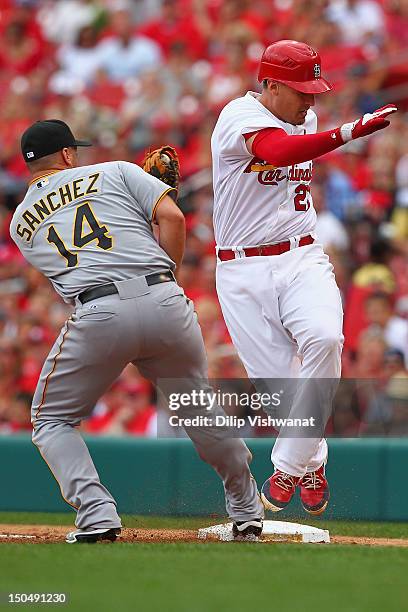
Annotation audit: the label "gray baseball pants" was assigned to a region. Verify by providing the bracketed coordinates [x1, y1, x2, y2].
[31, 275, 263, 528]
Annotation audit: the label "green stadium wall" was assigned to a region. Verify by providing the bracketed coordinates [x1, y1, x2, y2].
[2, 436, 407, 521]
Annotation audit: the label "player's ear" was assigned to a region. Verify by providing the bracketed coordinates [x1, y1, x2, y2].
[61, 147, 76, 168]
[61, 148, 70, 165]
[267, 80, 279, 96]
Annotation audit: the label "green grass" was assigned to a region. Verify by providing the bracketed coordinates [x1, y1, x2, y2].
[1, 542, 407, 612]
[0, 514, 407, 612]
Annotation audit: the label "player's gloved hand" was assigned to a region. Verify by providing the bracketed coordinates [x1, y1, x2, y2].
[142, 145, 180, 200]
[339, 104, 397, 143]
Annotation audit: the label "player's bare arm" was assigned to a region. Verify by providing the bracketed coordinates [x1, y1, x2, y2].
[154, 195, 186, 273]
[142, 145, 184, 273]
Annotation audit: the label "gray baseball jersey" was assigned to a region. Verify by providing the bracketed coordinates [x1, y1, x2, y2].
[10, 161, 175, 303]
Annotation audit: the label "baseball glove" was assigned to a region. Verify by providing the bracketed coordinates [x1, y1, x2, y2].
[142, 145, 180, 198]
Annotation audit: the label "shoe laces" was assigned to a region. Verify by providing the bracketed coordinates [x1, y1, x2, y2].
[301, 471, 324, 490]
[274, 472, 298, 492]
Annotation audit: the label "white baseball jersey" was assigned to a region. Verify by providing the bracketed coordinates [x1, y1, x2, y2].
[211, 91, 318, 247]
[10, 161, 174, 304]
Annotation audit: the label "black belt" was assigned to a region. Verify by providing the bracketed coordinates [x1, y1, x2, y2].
[78, 270, 175, 304]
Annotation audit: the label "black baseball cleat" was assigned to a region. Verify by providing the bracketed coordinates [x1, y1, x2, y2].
[65, 527, 121, 544]
[232, 519, 263, 541]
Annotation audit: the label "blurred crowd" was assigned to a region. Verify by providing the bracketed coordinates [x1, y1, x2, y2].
[0, 0, 407, 436]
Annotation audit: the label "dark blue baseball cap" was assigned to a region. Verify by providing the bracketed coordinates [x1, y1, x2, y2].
[21, 119, 92, 162]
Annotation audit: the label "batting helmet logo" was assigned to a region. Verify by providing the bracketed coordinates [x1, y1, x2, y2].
[258, 40, 332, 94]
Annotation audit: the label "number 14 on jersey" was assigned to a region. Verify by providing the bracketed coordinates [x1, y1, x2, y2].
[47, 202, 112, 267]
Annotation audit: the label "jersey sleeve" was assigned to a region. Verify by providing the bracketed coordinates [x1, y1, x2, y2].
[9, 214, 31, 253]
[118, 161, 175, 221]
[216, 108, 287, 161]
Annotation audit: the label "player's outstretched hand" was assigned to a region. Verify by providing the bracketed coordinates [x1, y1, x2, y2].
[339, 104, 397, 143]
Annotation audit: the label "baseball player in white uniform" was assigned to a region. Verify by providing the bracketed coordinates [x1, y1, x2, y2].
[211, 40, 397, 514]
[11, 119, 264, 543]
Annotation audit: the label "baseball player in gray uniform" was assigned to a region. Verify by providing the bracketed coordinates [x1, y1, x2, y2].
[10, 120, 264, 543]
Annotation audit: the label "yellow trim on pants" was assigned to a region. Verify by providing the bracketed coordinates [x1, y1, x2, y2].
[31, 317, 79, 510]
[33, 318, 71, 425]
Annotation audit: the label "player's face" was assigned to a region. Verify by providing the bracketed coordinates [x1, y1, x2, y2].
[274, 83, 315, 125]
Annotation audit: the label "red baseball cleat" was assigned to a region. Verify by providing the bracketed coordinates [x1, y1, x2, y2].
[300, 465, 330, 515]
[261, 471, 300, 511]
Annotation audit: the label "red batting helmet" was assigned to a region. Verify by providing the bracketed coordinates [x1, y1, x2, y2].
[258, 40, 332, 94]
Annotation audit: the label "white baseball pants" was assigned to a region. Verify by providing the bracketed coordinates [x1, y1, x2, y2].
[216, 242, 344, 477]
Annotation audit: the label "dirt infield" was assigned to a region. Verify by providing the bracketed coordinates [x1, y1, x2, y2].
[1, 524, 408, 547]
